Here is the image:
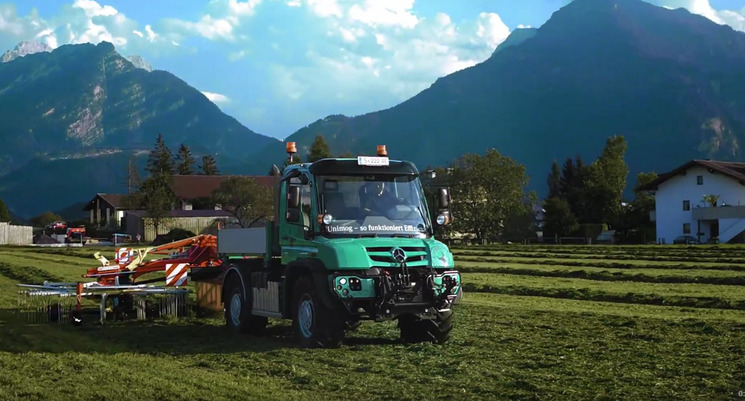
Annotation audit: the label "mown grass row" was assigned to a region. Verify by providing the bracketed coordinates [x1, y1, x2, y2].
[456, 243, 745, 313]
[451, 244, 745, 258]
[455, 255, 745, 271]
[457, 262, 745, 285]
[452, 249, 745, 264]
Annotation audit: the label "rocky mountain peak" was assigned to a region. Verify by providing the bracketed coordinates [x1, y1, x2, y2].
[1, 41, 52, 63]
[126, 55, 153, 72]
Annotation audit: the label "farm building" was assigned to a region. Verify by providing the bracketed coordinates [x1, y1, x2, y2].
[639, 159, 745, 244]
[83, 175, 275, 241]
[83, 194, 128, 228]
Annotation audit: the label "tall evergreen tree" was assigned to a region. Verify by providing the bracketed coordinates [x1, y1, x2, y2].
[308, 135, 332, 162]
[0, 197, 10, 222]
[176, 144, 195, 175]
[200, 155, 219, 175]
[282, 153, 303, 169]
[139, 173, 176, 236]
[547, 160, 562, 199]
[147, 134, 174, 175]
[584, 136, 628, 224]
[543, 197, 579, 237]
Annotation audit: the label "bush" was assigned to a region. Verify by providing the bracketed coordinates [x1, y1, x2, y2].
[151, 228, 197, 246]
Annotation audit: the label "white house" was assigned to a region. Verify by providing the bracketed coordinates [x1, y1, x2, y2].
[640, 160, 745, 244]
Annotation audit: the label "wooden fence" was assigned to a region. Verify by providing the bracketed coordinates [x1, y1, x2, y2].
[0, 222, 33, 245]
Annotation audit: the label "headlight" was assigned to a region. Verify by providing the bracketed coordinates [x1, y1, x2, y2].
[322, 214, 334, 225]
[436, 213, 447, 225]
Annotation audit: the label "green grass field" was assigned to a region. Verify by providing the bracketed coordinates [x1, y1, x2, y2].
[0, 244, 744, 400]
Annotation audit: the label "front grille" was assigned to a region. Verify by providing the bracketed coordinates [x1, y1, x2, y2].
[365, 246, 427, 265]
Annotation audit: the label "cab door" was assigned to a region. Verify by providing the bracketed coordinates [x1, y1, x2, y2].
[280, 173, 317, 264]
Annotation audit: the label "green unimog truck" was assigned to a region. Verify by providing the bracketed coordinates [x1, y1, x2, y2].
[210, 144, 461, 348]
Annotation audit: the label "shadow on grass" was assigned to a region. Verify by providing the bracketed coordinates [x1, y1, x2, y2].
[0, 308, 298, 355]
[0, 309, 406, 354]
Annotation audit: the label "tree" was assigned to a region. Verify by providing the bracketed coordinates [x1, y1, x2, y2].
[543, 197, 579, 238]
[282, 153, 303, 169]
[0, 198, 10, 222]
[138, 173, 176, 235]
[449, 149, 533, 242]
[620, 171, 658, 243]
[30, 211, 63, 228]
[176, 144, 195, 175]
[212, 177, 274, 227]
[547, 160, 562, 199]
[583, 136, 628, 224]
[200, 155, 219, 175]
[308, 135, 332, 162]
[147, 134, 174, 175]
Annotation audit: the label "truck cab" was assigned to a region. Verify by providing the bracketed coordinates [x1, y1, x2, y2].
[218, 145, 460, 347]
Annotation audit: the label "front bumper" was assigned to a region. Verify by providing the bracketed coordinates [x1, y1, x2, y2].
[330, 267, 461, 319]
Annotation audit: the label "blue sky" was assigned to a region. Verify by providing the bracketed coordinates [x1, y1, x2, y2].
[1, 0, 744, 140]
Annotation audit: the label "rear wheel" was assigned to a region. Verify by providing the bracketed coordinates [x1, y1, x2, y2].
[292, 276, 345, 348]
[224, 275, 268, 335]
[398, 310, 453, 344]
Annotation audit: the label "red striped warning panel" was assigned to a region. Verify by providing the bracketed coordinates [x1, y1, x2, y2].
[116, 248, 133, 264]
[165, 263, 188, 286]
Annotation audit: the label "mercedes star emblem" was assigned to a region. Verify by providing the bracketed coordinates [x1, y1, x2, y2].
[391, 247, 407, 263]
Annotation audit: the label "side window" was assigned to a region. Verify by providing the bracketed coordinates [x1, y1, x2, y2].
[682, 200, 690, 211]
[697, 175, 703, 185]
[286, 176, 311, 225]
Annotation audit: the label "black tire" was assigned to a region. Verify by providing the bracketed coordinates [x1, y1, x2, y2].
[292, 276, 345, 348]
[398, 310, 453, 344]
[224, 275, 268, 335]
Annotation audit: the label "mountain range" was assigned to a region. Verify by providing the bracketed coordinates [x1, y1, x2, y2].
[0, 41, 279, 218]
[2, 0, 745, 219]
[281, 0, 745, 191]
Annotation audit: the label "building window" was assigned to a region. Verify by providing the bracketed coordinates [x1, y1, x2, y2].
[683, 223, 691, 234]
[697, 175, 703, 185]
[683, 200, 690, 211]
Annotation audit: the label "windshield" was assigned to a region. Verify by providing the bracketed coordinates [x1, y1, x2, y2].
[317, 174, 431, 237]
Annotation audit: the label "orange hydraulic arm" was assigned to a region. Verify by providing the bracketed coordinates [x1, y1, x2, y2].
[86, 235, 222, 285]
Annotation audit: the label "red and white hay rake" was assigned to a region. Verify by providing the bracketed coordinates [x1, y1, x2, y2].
[17, 235, 223, 324]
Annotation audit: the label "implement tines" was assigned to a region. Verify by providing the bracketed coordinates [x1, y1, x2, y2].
[16, 289, 76, 324]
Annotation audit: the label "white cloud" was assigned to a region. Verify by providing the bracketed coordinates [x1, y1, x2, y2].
[145, 25, 157, 41]
[171, 15, 235, 40]
[348, 0, 419, 29]
[0, 6, 24, 35]
[306, 0, 343, 18]
[228, 0, 262, 17]
[73, 0, 118, 18]
[476, 12, 511, 50]
[202, 91, 231, 103]
[654, 0, 745, 30]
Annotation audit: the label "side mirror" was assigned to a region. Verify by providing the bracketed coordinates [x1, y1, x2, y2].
[288, 186, 301, 209]
[438, 187, 451, 209]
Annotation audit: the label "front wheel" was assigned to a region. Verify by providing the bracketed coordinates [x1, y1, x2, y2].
[224, 276, 267, 335]
[398, 310, 453, 344]
[292, 276, 345, 348]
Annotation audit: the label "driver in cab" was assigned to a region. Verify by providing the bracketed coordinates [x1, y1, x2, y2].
[359, 182, 397, 217]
